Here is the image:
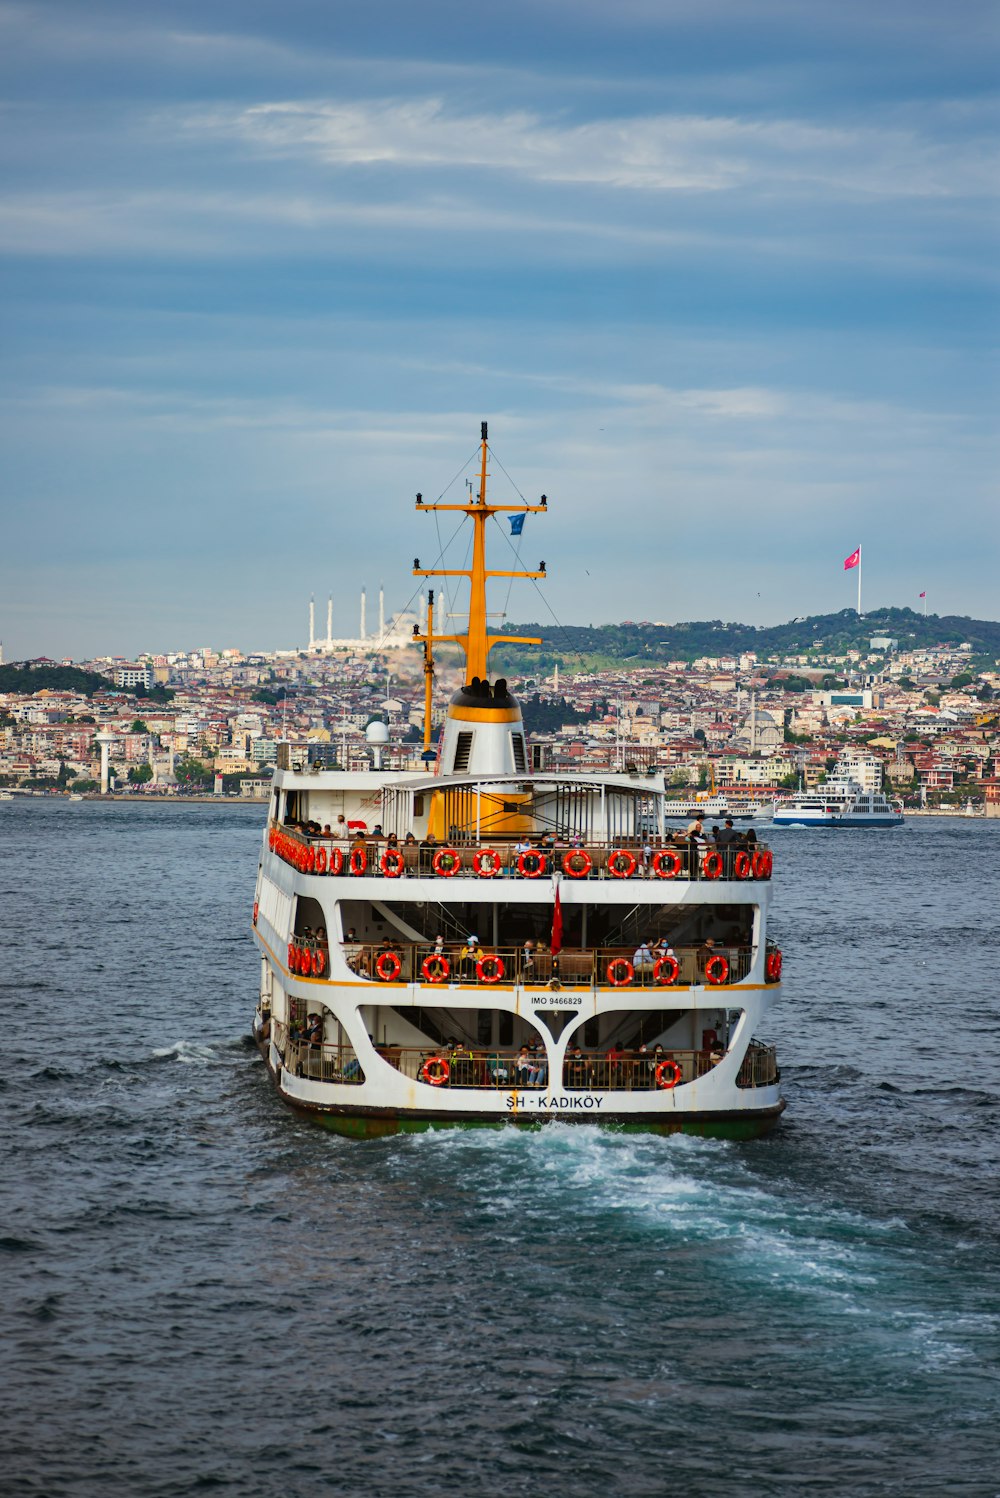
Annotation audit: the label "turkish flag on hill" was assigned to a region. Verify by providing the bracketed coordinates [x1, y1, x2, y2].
[844, 546, 861, 570]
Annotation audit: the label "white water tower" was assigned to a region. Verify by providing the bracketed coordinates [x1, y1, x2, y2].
[95, 732, 115, 795]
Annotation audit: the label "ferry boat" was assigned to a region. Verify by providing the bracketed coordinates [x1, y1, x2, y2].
[251, 424, 785, 1138]
[662, 794, 774, 822]
[773, 760, 902, 828]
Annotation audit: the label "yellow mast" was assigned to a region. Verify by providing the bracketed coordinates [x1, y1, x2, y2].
[412, 421, 547, 681]
[422, 589, 435, 752]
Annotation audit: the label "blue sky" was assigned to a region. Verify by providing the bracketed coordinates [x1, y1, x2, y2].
[1, 0, 997, 659]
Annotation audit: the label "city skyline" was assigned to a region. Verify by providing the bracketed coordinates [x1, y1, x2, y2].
[2, 0, 997, 659]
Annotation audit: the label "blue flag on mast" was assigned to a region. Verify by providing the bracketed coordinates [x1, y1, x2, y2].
[509, 513, 525, 536]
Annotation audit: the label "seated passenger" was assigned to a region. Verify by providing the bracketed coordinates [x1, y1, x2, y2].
[528, 1041, 547, 1087]
[633, 940, 655, 982]
[563, 1045, 591, 1090]
[514, 1046, 535, 1086]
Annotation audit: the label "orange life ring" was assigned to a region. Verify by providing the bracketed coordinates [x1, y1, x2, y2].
[375, 951, 402, 982]
[608, 849, 637, 879]
[314, 847, 328, 874]
[476, 955, 505, 984]
[311, 948, 326, 976]
[733, 850, 751, 879]
[380, 848, 405, 878]
[607, 957, 634, 987]
[420, 1056, 450, 1087]
[287, 942, 296, 970]
[253, 900, 258, 926]
[473, 848, 501, 878]
[705, 954, 730, 985]
[328, 847, 344, 875]
[433, 848, 461, 877]
[655, 1059, 683, 1089]
[752, 849, 770, 879]
[349, 845, 367, 876]
[653, 954, 679, 985]
[421, 955, 450, 984]
[517, 850, 547, 879]
[651, 849, 683, 879]
[702, 851, 723, 880]
[307, 846, 317, 873]
[765, 949, 783, 982]
[561, 849, 592, 879]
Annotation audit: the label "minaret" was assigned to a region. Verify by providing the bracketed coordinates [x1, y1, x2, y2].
[326, 596, 332, 649]
[360, 588, 367, 640]
[553, 662, 559, 693]
[308, 596, 315, 650]
[379, 584, 385, 640]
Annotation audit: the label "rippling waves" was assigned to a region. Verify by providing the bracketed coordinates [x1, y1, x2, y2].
[1, 801, 998, 1497]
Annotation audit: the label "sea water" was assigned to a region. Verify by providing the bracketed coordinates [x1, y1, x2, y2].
[1, 799, 998, 1497]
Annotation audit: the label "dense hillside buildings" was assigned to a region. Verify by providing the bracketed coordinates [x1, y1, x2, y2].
[1, 637, 997, 805]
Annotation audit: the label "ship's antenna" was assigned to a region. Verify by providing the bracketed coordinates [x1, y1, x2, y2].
[411, 421, 549, 680]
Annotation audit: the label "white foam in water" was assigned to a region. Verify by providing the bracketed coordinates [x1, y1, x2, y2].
[151, 1039, 220, 1066]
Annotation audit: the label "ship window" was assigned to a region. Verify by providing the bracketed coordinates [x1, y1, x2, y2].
[452, 732, 474, 772]
[512, 734, 527, 773]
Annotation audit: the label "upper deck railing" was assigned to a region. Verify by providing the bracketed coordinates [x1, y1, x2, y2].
[282, 939, 784, 989]
[267, 826, 773, 884]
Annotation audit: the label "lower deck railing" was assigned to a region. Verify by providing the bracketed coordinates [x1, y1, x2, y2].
[269, 1024, 778, 1093]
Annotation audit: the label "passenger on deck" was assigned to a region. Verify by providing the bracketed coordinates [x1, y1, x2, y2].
[334, 814, 349, 839]
[418, 833, 437, 871]
[521, 938, 535, 976]
[322, 823, 332, 837]
[528, 1040, 547, 1087]
[514, 1046, 536, 1086]
[303, 1013, 323, 1047]
[605, 1041, 626, 1087]
[564, 1045, 591, 1089]
[685, 814, 704, 876]
[633, 940, 655, 983]
[459, 935, 480, 978]
[635, 1042, 653, 1088]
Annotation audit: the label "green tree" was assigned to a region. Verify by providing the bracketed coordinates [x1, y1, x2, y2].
[56, 760, 76, 787]
[128, 763, 154, 784]
[697, 765, 709, 790]
[130, 719, 149, 733]
[174, 756, 212, 787]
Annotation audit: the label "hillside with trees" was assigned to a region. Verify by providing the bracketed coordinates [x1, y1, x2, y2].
[490, 607, 1000, 672]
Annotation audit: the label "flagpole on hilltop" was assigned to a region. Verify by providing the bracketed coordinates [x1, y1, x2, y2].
[857, 546, 862, 618]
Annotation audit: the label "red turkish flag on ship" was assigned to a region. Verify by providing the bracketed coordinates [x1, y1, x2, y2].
[551, 882, 563, 958]
[844, 546, 861, 571]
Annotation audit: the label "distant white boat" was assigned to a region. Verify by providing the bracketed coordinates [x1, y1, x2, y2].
[68, 793, 84, 801]
[774, 765, 902, 829]
[0, 791, 13, 801]
[663, 794, 774, 822]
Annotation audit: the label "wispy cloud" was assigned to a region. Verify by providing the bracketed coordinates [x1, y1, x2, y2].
[186, 97, 998, 200]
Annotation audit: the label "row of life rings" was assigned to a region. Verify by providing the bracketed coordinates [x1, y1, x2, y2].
[287, 942, 326, 976]
[765, 949, 783, 982]
[605, 953, 730, 987]
[271, 831, 773, 883]
[413, 954, 507, 985]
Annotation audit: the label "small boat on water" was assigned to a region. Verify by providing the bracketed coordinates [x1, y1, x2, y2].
[251, 424, 785, 1138]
